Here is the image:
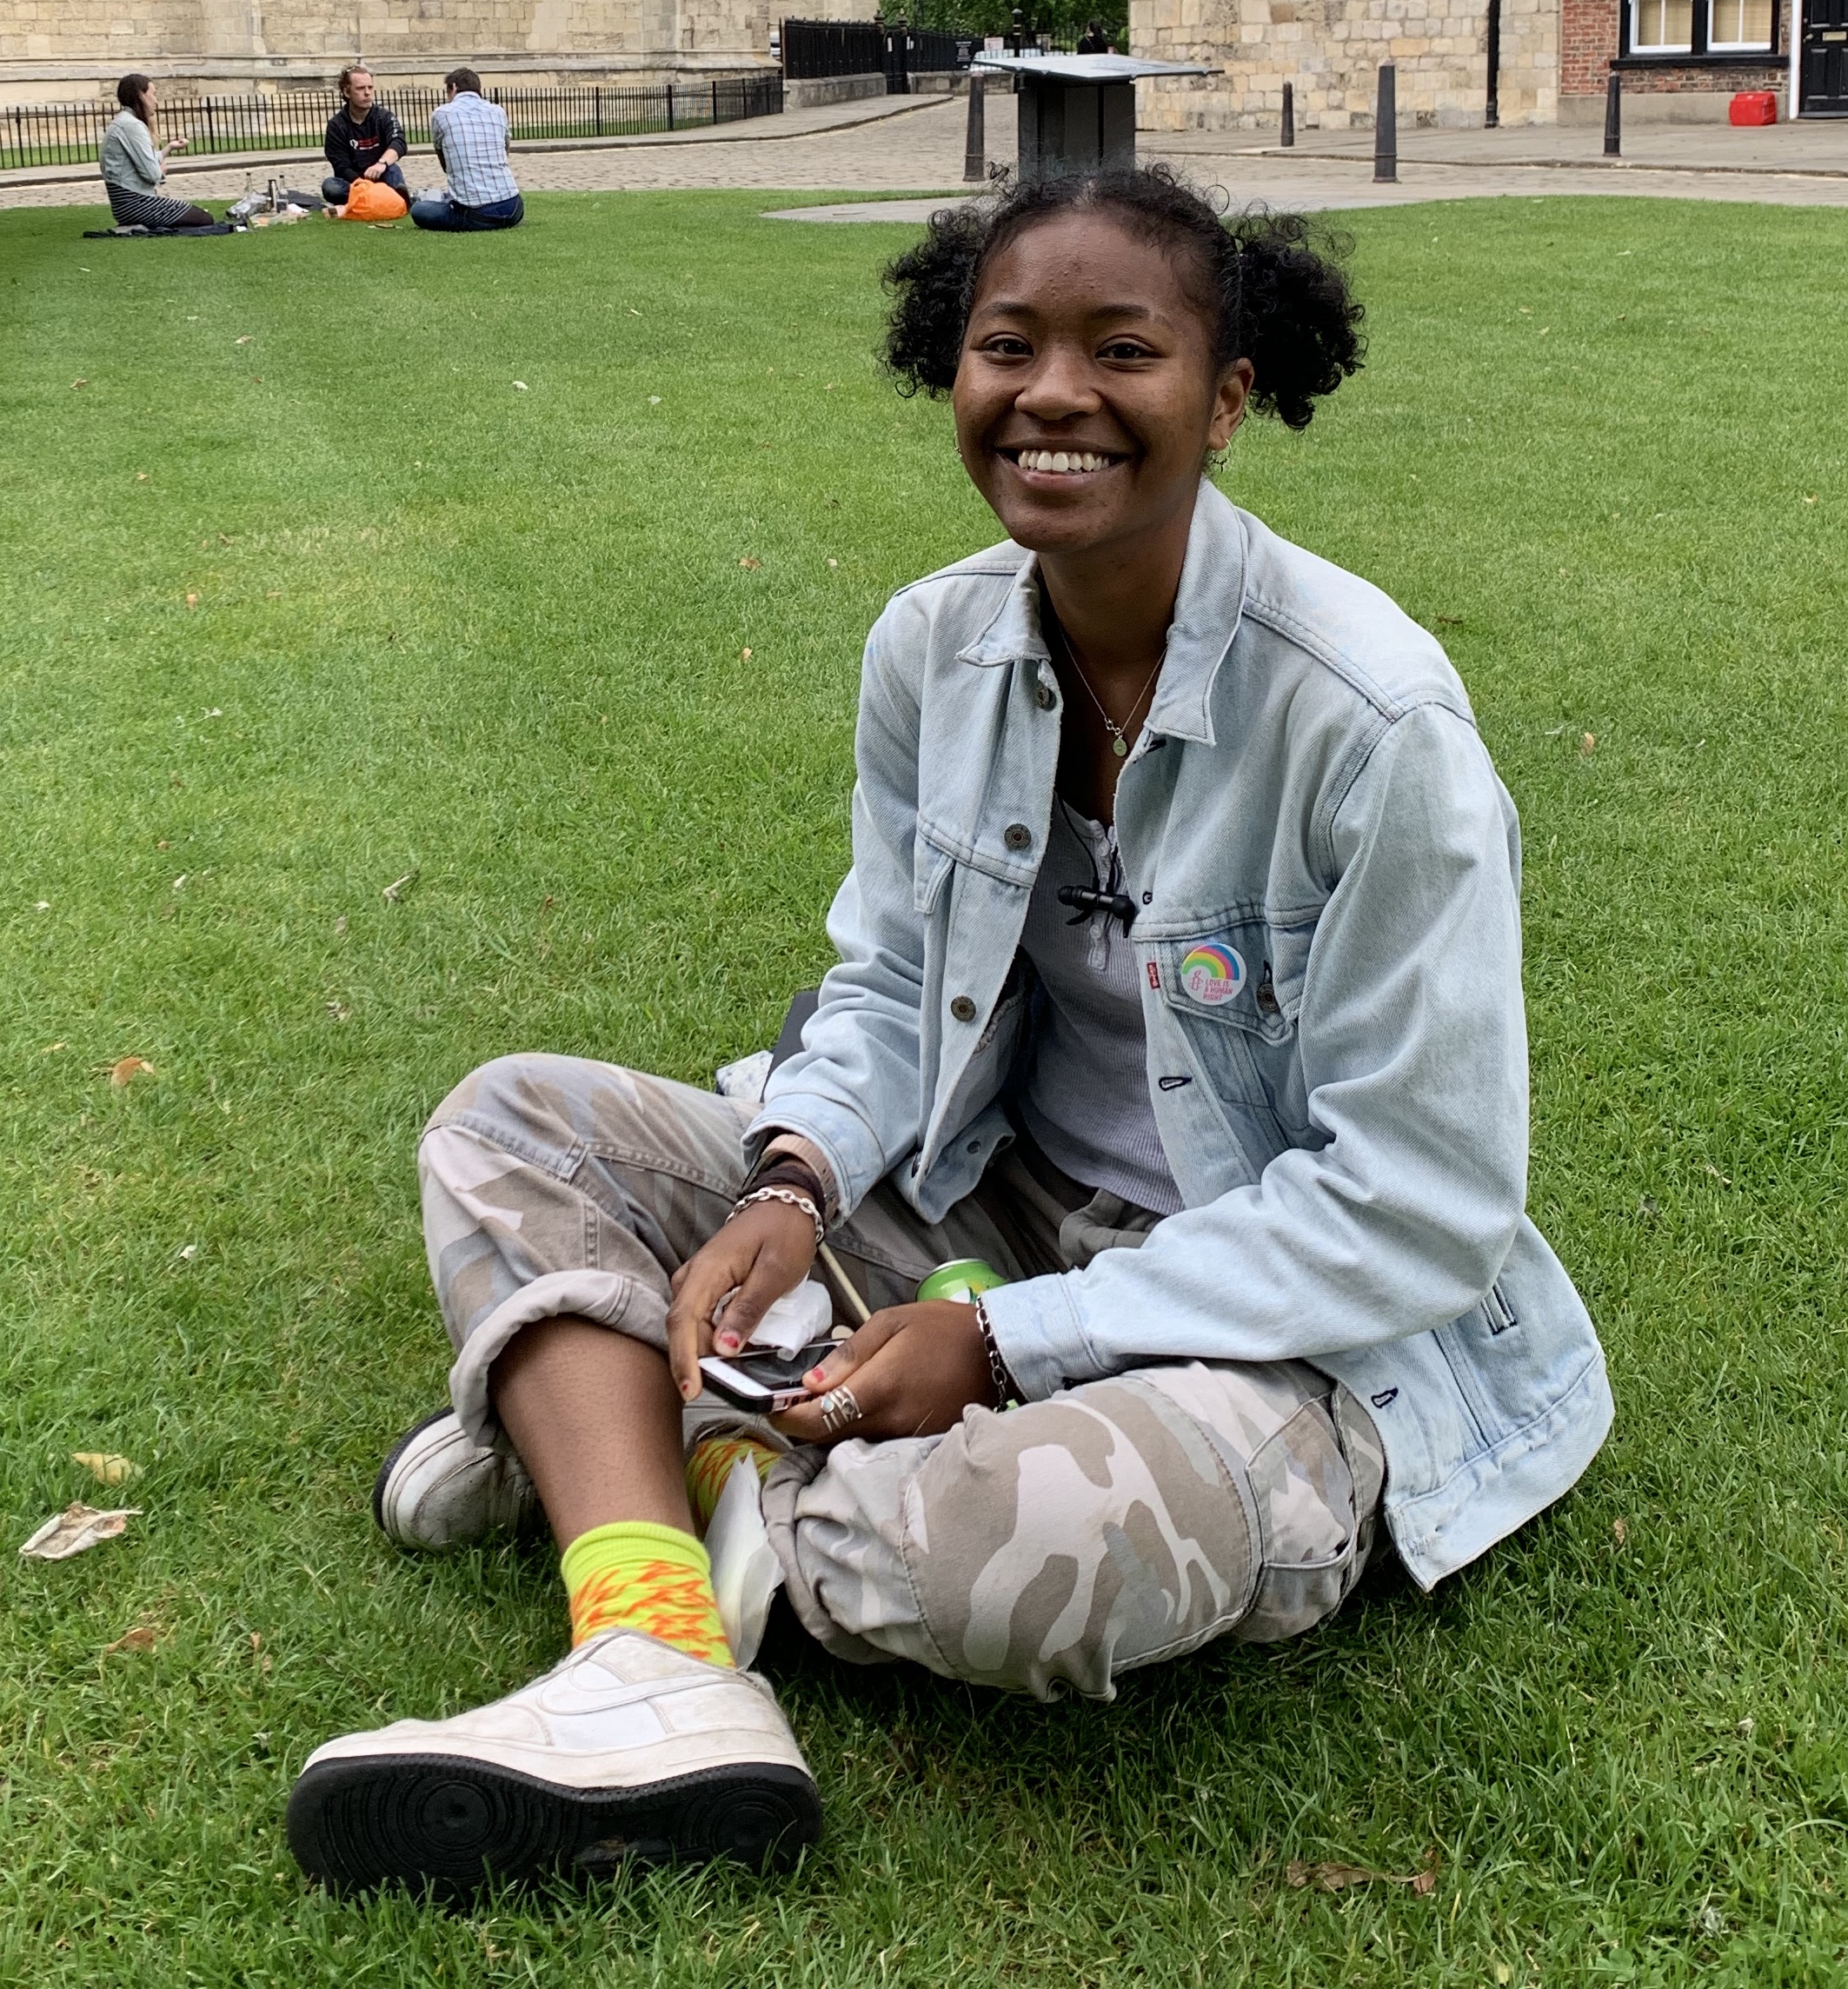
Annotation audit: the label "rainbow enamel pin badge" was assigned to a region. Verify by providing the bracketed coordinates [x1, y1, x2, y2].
[1179, 943, 1246, 1006]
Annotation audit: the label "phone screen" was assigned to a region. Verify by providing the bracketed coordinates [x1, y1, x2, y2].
[699, 1341, 835, 1410]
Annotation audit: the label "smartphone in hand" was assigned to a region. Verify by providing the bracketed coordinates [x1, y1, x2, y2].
[698, 1341, 836, 1412]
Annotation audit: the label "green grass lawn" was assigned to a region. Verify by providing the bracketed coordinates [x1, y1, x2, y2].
[2, 187, 1845, 1987]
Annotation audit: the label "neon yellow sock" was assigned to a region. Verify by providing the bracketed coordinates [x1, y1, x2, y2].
[561, 1521, 732, 1666]
[685, 1434, 781, 1534]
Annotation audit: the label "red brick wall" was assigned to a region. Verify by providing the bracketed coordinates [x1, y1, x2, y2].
[1562, 0, 1619, 95]
[1561, 0, 1786, 97]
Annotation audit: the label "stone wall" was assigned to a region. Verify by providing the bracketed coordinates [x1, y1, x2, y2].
[1133, 0, 1558, 131]
[0, 0, 874, 105]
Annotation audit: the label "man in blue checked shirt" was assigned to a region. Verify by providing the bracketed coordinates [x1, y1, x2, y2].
[411, 68, 524, 232]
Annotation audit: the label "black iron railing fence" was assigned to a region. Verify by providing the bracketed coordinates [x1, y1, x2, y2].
[779, 17, 979, 90]
[0, 76, 784, 171]
[779, 19, 889, 77]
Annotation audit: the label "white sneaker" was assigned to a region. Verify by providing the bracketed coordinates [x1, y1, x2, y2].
[287, 1627, 821, 1894]
[373, 1401, 790, 1553]
[373, 1409, 539, 1552]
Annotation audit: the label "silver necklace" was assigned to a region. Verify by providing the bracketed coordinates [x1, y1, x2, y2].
[1048, 619, 1164, 759]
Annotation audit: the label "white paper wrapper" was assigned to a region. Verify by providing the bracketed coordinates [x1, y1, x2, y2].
[19, 1502, 143, 1561]
[745, 1280, 833, 1358]
[705, 1456, 783, 1669]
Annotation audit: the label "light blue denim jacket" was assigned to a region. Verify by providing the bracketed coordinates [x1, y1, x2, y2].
[752, 480, 1613, 1592]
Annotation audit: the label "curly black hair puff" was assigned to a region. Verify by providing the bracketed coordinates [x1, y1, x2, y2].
[881, 166, 1365, 431]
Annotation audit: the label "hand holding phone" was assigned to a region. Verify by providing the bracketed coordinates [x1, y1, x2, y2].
[698, 1340, 835, 1410]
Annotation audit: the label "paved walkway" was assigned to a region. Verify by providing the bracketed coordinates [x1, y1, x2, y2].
[1178, 116, 1848, 176]
[7, 91, 1847, 214]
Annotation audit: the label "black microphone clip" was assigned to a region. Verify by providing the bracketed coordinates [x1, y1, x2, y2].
[1056, 884, 1138, 936]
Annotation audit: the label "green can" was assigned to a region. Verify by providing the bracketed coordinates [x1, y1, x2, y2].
[915, 1258, 1008, 1304]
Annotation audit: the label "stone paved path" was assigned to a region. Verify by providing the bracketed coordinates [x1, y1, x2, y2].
[7, 92, 1848, 214]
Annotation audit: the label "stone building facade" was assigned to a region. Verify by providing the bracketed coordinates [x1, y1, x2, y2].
[1132, 0, 1808, 128]
[0, 0, 865, 107]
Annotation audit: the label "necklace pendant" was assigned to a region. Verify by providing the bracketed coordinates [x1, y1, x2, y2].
[1111, 735, 1128, 758]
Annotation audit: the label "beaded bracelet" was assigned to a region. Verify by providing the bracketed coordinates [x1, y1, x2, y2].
[726, 1184, 825, 1249]
[973, 1294, 1020, 1411]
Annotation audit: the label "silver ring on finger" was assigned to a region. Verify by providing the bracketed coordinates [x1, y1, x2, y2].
[817, 1385, 862, 1435]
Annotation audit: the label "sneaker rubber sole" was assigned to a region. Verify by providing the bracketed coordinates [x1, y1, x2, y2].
[286, 1753, 822, 1896]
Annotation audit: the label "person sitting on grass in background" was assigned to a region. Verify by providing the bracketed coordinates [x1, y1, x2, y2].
[99, 75, 215, 231]
[321, 65, 409, 212]
[286, 165, 1612, 1899]
[409, 68, 523, 233]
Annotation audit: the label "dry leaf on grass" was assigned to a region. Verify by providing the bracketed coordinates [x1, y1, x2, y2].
[1612, 1517, 1628, 1546]
[19, 1502, 143, 1560]
[103, 1624, 160, 1655]
[73, 1452, 139, 1487]
[1579, 732, 1596, 755]
[185, 592, 200, 609]
[110, 1056, 155, 1088]
[738, 556, 761, 570]
[72, 377, 88, 389]
[1286, 1849, 1439, 1896]
[136, 470, 150, 482]
[382, 868, 419, 904]
[235, 335, 253, 345]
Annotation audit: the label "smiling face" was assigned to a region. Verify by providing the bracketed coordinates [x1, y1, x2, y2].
[951, 211, 1252, 564]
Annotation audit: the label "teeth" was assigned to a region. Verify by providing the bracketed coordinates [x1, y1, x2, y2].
[1018, 449, 1108, 474]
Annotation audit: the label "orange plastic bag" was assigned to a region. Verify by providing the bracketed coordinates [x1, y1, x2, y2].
[341, 176, 408, 223]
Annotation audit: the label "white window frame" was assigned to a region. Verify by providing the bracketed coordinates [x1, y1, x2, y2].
[1706, 0, 1774, 50]
[1629, 0, 1693, 53]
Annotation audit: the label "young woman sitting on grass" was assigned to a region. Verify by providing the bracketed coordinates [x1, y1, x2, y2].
[99, 76, 215, 232]
[288, 167, 1613, 1897]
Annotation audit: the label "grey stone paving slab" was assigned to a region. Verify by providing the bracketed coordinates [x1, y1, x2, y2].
[1162, 117, 1848, 176]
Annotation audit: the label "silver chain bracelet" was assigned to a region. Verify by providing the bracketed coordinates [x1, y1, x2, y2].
[726, 1184, 825, 1249]
[973, 1294, 1019, 1410]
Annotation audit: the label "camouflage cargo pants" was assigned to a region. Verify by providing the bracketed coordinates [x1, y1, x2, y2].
[421, 1053, 1386, 1702]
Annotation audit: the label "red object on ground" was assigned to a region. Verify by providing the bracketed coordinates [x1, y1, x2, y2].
[1730, 90, 1778, 125]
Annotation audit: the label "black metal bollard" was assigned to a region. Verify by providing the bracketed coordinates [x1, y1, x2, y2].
[963, 74, 986, 181]
[1373, 63, 1396, 183]
[1603, 68, 1621, 156]
[1281, 79, 1294, 148]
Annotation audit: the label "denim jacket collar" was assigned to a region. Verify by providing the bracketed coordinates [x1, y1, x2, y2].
[953, 478, 1249, 749]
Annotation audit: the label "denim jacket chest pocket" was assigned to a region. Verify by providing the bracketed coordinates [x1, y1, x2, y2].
[1152, 916, 1322, 1148]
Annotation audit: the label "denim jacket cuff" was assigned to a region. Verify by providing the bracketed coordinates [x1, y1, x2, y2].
[744, 1095, 890, 1224]
[976, 1274, 1102, 1403]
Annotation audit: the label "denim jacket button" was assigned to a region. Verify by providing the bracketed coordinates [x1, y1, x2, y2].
[949, 994, 978, 1023]
[1003, 822, 1032, 852]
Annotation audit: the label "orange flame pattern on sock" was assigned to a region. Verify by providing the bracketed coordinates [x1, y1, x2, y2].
[568, 1559, 734, 1666]
[685, 1434, 781, 1533]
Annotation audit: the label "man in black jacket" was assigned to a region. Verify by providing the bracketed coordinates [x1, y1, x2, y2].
[322, 66, 409, 206]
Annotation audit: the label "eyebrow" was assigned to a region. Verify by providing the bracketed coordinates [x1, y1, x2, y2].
[974, 300, 1160, 323]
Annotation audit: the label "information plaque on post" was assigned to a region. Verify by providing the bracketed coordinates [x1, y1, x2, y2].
[969, 52, 1215, 183]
